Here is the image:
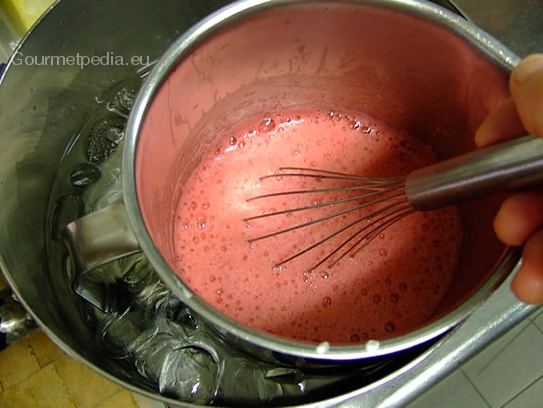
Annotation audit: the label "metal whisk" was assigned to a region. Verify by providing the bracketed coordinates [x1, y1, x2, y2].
[245, 135, 543, 270]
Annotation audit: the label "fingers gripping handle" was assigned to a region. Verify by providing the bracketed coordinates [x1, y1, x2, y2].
[63, 201, 141, 276]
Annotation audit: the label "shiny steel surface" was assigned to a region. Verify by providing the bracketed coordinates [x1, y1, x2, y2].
[0, 274, 36, 349]
[64, 201, 140, 275]
[450, 0, 543, 57]
[406, 134, 543, 210]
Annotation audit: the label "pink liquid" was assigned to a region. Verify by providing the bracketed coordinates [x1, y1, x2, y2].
[173, 108, 462, 344]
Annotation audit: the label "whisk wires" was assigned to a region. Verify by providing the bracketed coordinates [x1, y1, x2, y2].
[244, 167, 413, 270]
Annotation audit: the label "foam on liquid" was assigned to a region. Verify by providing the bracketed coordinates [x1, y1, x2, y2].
[173, 109, 462, 344]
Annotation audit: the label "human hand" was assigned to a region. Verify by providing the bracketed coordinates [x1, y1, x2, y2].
[475, 54, 543, 305]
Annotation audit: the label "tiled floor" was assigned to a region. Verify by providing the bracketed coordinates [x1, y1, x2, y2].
[410, 307, 543, 408]
[0, 330, 162, 408]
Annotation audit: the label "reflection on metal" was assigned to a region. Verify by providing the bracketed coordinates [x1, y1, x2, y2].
[0, 274, 36, 349]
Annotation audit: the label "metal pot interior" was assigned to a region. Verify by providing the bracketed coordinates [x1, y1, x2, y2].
[132, 1, 516, 359]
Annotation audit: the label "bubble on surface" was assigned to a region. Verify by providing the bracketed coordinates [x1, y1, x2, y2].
[350, 333, 360, 342]
[197, 217, 207, 229]
[384, 321, 396, 333]
[321, 296, 332, 308]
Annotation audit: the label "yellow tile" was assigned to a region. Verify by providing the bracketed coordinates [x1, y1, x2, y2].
[96, 389, 138, 408]
[131, 392, 167, 408]
[0, 363, 75, 408]
[53, 353, 123, 408]
[25, 330, 66, 367]
[0, 337, 40, 389]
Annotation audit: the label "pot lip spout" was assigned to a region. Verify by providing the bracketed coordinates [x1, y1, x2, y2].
[121, 0, 520, 360]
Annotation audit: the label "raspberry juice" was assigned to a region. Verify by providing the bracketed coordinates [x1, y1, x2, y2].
[173, 108, 462, 344]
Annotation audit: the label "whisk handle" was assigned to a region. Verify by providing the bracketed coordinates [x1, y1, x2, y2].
[405, 135, 543, 211]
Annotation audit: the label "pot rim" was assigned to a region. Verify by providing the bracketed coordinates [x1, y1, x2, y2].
[123, 0, 521, 360]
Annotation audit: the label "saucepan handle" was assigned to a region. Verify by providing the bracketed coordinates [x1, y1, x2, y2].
[63, 201, 141, 276]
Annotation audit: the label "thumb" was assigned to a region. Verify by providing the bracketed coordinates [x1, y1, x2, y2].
[509, 54, 543, 137]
